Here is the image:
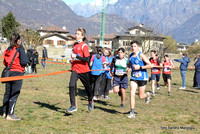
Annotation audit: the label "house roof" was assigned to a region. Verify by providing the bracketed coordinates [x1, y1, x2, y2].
[37, 25, 69, 33]
[67, 34, 76, 40]
[128, 25, 153, 33]
[86, 36, 95, 42]
[93, 33, 117, 40]
[115, 33, 166, 40]
[41, 33, 71, 40]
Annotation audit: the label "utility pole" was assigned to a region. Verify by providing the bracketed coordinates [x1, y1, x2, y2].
[99, 0, 106, 47]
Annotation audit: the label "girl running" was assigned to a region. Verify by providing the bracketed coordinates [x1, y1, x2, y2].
[110, 48, 129, 108]
[128, 40, 152, 118]
[90, 47, 106, 100]
[162, 55, 174, 95]
[149, 50, 162, 96]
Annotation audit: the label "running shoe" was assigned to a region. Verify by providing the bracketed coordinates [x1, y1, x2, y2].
[151, 93, 155, 97]
[168, 91, 171, 96]
[88, 102, 94, 111]
[127, 112, 135, 118]
[2, 113, 6, 118]
[98, 95, 104, 100]
[157, 87, 160, 90]
[93, 96, 98, 100]
[6, 114, 21, 121]
[120, 104, 124, 108]
[104, 96, 110, 99]
[179, 87, 186, 90]
[66, 106, 77, 113]
[145, 92, 150, 104]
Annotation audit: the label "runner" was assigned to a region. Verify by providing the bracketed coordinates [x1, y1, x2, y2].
[90, 47, 106, 100]
[162, 55, 174, 95]
[128, 40, 152, 118]
[66, 28, 93, 112]
[149, 50, 162, 96]
[110, 48, 129, 108]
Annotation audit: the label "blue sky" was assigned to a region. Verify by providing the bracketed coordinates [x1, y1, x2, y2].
[62, 0, 95, 4]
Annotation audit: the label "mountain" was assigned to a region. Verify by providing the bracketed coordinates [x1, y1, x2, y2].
[68, 0, 118, 18]
[68, 0, 200, 43]
[0, 0, 132, 35]
[170, 13, 200, 43]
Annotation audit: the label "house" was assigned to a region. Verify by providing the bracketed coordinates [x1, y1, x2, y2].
[93, 33, 117, 49]
[113, 24, 166, 53]
[86, 36, 95, 47]
[37, 25, 75, 47]
[177, 43, 188, 51]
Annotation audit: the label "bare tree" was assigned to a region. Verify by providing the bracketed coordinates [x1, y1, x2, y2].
[21, 28, 43, 50]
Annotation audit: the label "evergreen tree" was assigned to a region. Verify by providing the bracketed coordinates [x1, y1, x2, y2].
[1, 11, 20, 40]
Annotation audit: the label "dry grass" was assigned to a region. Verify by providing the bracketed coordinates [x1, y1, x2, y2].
[0, 61, 199, 134]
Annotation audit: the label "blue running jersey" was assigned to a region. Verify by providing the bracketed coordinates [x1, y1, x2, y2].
[129, 52, 148, 80]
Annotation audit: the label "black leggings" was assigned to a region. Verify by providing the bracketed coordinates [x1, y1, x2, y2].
[3, 71, 23, 115]
[91, 74, 103, 96]
[31, 64, 37, 73]
[69, 71, 93, 106]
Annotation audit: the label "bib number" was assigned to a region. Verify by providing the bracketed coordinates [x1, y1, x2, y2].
[152, 68, 158, 72]
[132, 71, 142, 78]
[164, 67, 170, 72]
[115, 69, 125, 76]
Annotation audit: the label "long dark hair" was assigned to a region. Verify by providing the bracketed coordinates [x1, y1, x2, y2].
[10, 33, 20, 48]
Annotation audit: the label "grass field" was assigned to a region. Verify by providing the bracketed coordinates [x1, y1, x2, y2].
[0, 61, 199, 134]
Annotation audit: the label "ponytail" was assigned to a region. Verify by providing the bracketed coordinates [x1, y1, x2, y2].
[96, 46, 103, 59]
[10, 33, 20, 48]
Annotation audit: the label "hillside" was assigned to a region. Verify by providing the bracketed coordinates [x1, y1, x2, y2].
[0, 0, 133, 35]
[68, 0, 200, 43]
[170, 13, 200, 43]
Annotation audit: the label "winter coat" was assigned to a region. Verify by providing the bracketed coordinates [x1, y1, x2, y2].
[174, 56, 190, 71]
[194, 58, 200, 70]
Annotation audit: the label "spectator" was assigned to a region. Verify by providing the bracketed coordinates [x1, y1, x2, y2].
[41, 47, 48, 69]
[174, 53, 190, 89]
[2, 33, 28, 120]
[193, 54, 200, 89]
[25, 46, 34, 74]
[31, 50, 39, 74]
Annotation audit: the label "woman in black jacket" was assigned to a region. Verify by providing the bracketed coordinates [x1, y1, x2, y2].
[31, 50, 39, 74]
[2, 33, 28, 120]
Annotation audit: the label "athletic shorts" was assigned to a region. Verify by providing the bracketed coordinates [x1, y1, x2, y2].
[113, 75, 128, 89]
[130, 79, 147, 87]
[151, 73, 161, 82]
[162, 73, 171, 82]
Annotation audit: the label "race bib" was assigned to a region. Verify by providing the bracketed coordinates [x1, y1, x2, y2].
[115, 69, 125, 76]
[164, 67, 170, 72]
[132, 71, 142, 78]
[152, 68, 158, 72]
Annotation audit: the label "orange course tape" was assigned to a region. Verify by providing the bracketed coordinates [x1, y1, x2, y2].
[0, 69, 109, 83]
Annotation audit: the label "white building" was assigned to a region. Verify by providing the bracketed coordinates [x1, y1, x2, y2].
[37, 25, 75, 48]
